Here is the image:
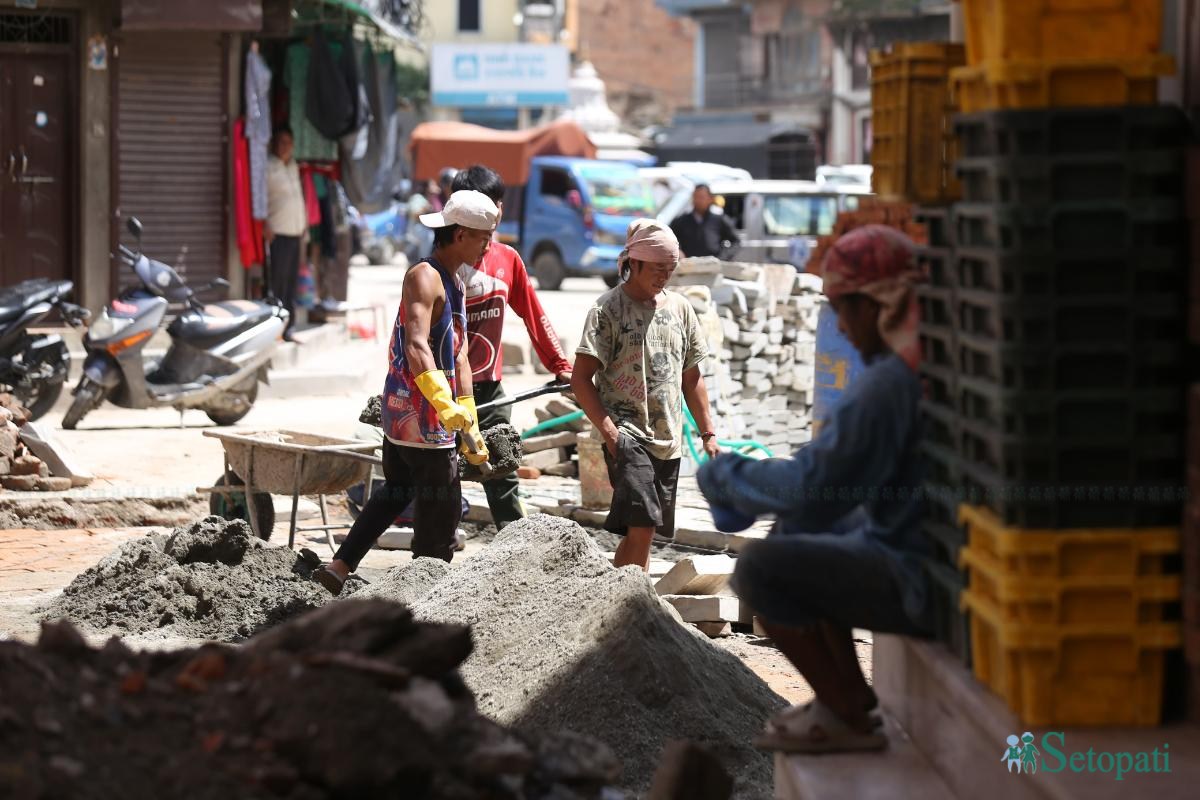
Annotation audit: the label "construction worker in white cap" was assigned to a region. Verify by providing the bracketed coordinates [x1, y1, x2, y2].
[314, 190, 499, 594]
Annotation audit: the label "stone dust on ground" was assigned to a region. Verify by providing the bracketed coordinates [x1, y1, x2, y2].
[42, 517, 331, 645]
[397, 514, 786, 798]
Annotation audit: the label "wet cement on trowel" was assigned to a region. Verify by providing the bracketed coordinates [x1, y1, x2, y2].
[42, 516, 330, 644]
[407, 514, 786, 798]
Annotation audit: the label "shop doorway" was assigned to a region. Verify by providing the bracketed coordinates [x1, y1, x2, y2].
[0, 12, 75, 285]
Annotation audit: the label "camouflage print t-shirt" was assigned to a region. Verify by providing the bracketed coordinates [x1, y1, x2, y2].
[576, 287, 708, 460]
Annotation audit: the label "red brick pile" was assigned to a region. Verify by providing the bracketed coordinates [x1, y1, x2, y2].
[0, 393, 70, 492]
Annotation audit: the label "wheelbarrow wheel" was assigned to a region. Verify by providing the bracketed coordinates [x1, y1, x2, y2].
[208, 471, 275, 541]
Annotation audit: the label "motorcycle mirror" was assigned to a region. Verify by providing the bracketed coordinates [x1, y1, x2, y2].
[127, 217, 143, 242]
[211, 278, 231, 290]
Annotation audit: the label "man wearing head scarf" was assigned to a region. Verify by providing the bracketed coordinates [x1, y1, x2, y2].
[573, 219, 720, 571]
[696, 225, 932, 754]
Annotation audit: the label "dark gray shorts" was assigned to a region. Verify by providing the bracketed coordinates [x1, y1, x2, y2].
[732, 531, 933, 636]
[602, 433, 680, 540]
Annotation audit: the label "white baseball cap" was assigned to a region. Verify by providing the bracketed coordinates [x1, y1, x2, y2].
[419, 189, 499, 231]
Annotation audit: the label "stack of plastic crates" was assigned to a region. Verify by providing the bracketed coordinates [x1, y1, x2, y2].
[913, 0, 1189, 726]
[870, 42, 965, 204]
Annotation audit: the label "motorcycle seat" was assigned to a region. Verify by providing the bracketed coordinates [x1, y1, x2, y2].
[0, 280, 69, 324]
[171, 300, 276, 343]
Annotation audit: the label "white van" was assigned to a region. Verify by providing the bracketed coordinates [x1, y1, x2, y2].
[658, 179, 871, 267]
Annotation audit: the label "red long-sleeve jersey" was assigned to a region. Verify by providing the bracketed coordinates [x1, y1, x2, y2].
[458, 242, 572, 383]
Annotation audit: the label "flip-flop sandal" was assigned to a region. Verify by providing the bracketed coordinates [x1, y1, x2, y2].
[755, 700, 887, 754]
[770, 700, 884, 730]
[312, 565, 346, 596]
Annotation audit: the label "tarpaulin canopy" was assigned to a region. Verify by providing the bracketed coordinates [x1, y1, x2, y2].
[408, 119, 596, 185]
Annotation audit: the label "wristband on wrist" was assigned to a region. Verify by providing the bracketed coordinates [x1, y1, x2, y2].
[700, 431, 717, 441]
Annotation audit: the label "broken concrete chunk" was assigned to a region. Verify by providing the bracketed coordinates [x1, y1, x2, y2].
[34, 477, 72, 492]
[654, 555, 736, 597]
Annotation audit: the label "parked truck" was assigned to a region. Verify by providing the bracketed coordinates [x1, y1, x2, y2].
[409, 120, 657, 290]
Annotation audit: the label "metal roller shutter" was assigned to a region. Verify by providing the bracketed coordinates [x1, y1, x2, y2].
[115, 32, 226, 293]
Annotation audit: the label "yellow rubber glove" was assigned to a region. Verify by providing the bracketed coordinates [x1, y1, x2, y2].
[414, 369, 472, 433]
[457, 395, 490, 465]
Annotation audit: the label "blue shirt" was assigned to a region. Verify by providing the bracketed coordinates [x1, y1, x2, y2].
[697, 352, 930, 621]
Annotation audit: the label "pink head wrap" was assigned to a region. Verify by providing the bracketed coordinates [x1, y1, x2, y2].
[619, 219, 681, 273]
[821, 224, 924, 370]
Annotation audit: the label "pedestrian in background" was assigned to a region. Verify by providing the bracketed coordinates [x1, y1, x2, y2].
[265, 127, 306, 342]
[670, 184, 738, 259]
[452, 164, 573, 529]
[572, 220, 719, 571]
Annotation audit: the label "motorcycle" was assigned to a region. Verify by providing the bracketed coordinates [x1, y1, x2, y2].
[63, 217, 289, 430]
[0, 279, 90, 420]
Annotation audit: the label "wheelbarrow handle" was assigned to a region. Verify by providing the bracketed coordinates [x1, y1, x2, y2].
[475, 381, 571, 414]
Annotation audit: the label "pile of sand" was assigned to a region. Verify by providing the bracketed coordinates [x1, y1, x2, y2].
[1, 600, 622, 800]
[408, 514, 785, 797]
[341, 557, 450, 605]
[42, 517, 330, 643]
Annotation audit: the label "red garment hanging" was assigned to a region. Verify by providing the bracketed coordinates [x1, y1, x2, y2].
[233, 118, 265, 268]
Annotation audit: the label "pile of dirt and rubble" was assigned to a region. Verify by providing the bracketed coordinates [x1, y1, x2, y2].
[42, 516, 331, 644]
[406, 514, 785, 798]
[0, 393, 90, 492]
[0, 600, 623, 800]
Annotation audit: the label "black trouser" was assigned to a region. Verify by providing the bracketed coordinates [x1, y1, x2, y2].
[268, 234, 301, 332]
[474, 380, 524, 529]
[334, 440, 461, 568]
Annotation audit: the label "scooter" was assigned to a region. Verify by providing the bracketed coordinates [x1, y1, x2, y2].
[62, 217, 289, 430]
[0, 279, 90, 420]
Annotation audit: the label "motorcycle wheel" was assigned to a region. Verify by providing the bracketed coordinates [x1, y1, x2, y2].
[208, 471, 275, 541]
[5, 336, 69, 421]
[61, 379, 105, 430]
[204, 380, 258, 426]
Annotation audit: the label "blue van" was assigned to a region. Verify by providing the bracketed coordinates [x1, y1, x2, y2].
[497, 157, 657, 290]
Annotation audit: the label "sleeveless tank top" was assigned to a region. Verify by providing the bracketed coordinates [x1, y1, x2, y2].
[382, 257, 466, 448]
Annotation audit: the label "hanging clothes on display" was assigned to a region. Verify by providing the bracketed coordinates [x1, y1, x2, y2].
[244, 42, 273, 221]
[306, 28, 356, 141]
[233, 119, 265, 268]
[301, 168, 321, 227]
[340, 47, 404, 213]
[284, 40, 337, 162]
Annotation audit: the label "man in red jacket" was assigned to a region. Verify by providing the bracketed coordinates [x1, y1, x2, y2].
[452, 165, 573, 528]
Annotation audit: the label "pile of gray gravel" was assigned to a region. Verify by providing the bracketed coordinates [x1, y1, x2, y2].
[407, 514, 785, 798]
[42, 517, 330, 643]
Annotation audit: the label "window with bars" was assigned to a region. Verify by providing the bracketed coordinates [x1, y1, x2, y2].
[0, 13, 71, 45]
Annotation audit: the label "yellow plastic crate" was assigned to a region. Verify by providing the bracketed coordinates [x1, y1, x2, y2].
[959, 546, 1180, 626]
[870, 42, 965, 203]
[963, 588, 1178, 726]
[961, 0, 1164, 67]
[951, 54, 1174, 113]
[958, 504, 1178, 579]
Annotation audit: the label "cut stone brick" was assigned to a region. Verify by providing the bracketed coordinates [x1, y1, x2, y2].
[693, 621, 732, 638]
[0, 428, 17, 461]
[522, 448, 568, 470]
[662, 594, 742, 623]
[673, 526, 730, 551]
[9, 454, 44, 477]
[1, 474, 38, 491]
[521, 430, 577, 453]
[654, 554, 736, 596]
[541, 461, 578, 478]
[34, 476, 72, 492]
[729, 529, 769, 554]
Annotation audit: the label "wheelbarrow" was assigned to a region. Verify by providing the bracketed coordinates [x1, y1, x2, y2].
[199, 429, 382, 551]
